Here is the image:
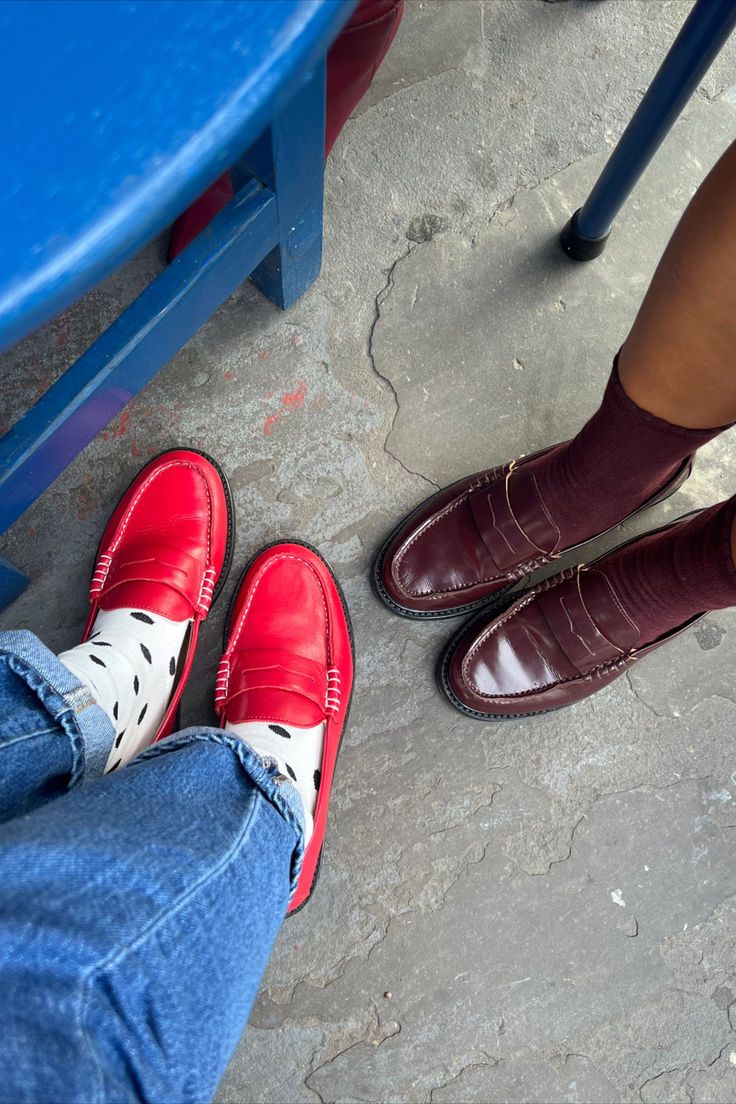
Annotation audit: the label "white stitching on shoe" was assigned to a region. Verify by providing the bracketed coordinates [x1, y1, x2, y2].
[90, 553, 113, 599]
[196, 565, 217, 615]
[325, 667, 341, 714]
[214, 656, 230, 707]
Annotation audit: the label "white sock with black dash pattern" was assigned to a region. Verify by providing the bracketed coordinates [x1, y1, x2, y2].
[225, 720, 324, 841]
[59, 608, 189, 773]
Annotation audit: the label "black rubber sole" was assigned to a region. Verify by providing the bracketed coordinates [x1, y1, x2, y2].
[222, 538, 355, 916]
[371, 457, 694, 622]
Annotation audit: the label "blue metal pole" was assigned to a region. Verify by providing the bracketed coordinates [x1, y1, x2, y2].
[560, 0, 736, 260]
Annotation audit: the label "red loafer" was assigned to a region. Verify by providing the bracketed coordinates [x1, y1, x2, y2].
[83, 448, 234, 740]
[215, 541, 354, 913]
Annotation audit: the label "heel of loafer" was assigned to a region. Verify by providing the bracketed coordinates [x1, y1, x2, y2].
[652, 455, 694, 506]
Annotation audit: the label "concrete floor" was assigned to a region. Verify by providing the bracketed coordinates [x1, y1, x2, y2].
[3, 2, 736, 1101]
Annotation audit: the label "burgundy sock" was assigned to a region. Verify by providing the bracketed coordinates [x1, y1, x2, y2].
[586, 498, 736, 646]
[526, 358, 730, 547]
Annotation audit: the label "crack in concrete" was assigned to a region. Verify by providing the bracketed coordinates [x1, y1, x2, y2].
[626, 672, 736, 721]
[355, 65, 462, 123]
[363, 157, 585, 499]
[364, 917, 392, 963]
[529, 775, 721, 877]
[367, 246, 441, 492]
[625, 670, 672, 720]
[303, 1002, 401, 1099]
[637, 1040, 734, 1103]
[428, 784, 502, 838]
[427, 1055, 498, 1103]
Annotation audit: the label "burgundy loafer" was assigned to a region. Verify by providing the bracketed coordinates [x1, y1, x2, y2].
[438, 513, 706, 720]
[372, 446, 693, 620]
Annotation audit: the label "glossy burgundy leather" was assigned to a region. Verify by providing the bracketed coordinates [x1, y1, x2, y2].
[83, 449, 232, 740]
[376, 447, 693, 618]
[441, 519, 706, 720]
[217, 542, 353, 913]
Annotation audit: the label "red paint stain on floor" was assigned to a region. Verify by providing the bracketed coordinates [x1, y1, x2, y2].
[99, 407, 132, 441]
[223, 370, 233, 381]
[264, 412, 284, 436]
[258, 350, 270, 361]
[75, 481, 99, 522]
[263, 380, 308, 434]
[98, 400, 187, 452]
[282, 381, 307, 409]
[114, 410, 131, 437]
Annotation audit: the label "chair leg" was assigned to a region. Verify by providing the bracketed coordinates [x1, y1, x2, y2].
[0, 177, 279, 538]
[0, 555, 29, 611]
[560, 0, 736, 261]
[234, 60, 326, 308]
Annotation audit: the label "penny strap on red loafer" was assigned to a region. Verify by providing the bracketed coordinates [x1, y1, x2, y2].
[89, 543, 217, 619]
[215, 649, 333, 727]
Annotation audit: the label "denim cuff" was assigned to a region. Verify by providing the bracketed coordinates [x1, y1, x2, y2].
[138, 727, 307, 894]
[0, 630, 115, 784]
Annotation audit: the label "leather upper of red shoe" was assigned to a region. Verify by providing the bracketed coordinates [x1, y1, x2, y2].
[217, 544, 352, 730]
[83, 449, 232, 737]
[86, 450, 230, 626]
[216, 543, 353, 912]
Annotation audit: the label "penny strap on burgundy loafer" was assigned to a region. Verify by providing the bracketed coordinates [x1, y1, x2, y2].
[439, 517, 707, 721]
[374, 446, 694, 620]
[467, 459, 562, 579]
[528, 567, 640, 673]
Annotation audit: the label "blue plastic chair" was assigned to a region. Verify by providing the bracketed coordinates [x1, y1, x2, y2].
[0, 0, 355, 607]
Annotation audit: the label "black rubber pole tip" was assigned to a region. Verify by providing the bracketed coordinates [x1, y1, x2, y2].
[559, 208, 610, 261]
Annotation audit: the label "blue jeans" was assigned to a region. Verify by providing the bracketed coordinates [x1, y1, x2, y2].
[0, 630, 306, 1104]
